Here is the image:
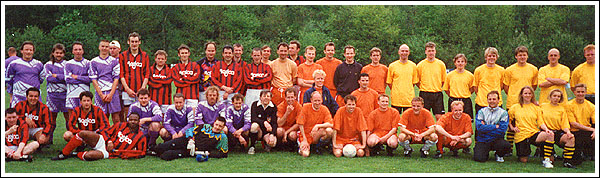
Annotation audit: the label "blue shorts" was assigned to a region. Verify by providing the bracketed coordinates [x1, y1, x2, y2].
[95, 90, 122, 114]
[47, 92, 68, 113]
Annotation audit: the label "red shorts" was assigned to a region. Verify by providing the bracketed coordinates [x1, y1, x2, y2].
[270, 87, 286, 106]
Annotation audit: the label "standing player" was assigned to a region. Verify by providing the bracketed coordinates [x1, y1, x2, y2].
[297, 45, 323, 100]
[6, 41, 44, 107]
[248, 90, 278, 154]
[212, 45, 243, 103]
[316, 42, 343, 104]
[570, 44, 595, 103]
[332, 95, 368, 158]
[276, 87, 302, 151]
[14, 88, 52, 145]
[108, 40, 125, 119]
[361, 47, 388, 95]
[387, 44, 419, 113]
[148, 50, 173, 113]
[538, 48, 570, 104]
[243, 48, 272, 106]
[65, 42, 91, 111]
[416, 42, 446, 120]
[433, 101, 473, 158]
[52, 112, 147, 161]
[197, 41, 218, 102]
[261, 45, 272, 64]
[297, 91, 334, 157]
[366, 94, 400, 156]
[269, 42, 298, 106]
[503, 46, 538, 152]
[128, 89, 164, 149]
[220, 94, 251, 152]
[63, 91, 110, 142]
[289, 40, 305, 66]
[172, 44, 202, 109]
[159, 93, 195, 142]
[351, 73, 379, 114]
[119, 32, 150, 117]
[5, 108, 38, 162]
[541, 89, 577, 168]
[566, 84, 595, 161]
[333, 45, 363, 107]
[473, 91, 511, 163]
[397, 97, 438, 158]
[233, 43, 246, 66]
[195, 86, 227, 126]
[42, 43, 69, 136]
[4, 47, 19, 104]
[442, 54, 475, 120]
[90, 40, 122, 123]
[302, 69, 339, 116]
[473, 47, 505, 113]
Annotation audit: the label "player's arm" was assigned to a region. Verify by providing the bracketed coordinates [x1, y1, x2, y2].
[91, 79, 106, 99]
[98, 108, 110, 131]
[398, 125, 415, 137]
[434, 124, 454, 138]
[67, 110, 81, 134]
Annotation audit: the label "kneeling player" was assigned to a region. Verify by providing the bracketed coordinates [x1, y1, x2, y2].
[5, 108, 38, 162]
[366, 94, 400, 156]
[332, 95, 368, 157]
[397, 97, 438, 158]
[297, 91, 334, 157]
[248, 90, 278, 154]
[52, 112, 147, 161]
[434, 101, 473, 158]
[159, 93, 194, 142]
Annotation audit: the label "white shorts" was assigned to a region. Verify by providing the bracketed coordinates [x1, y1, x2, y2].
[218, 91, 236, 105]
[185, 99, 199, 109]
[28, 127, 44, 138]
[122, 91, 137, 106]
[7, 146, 18, 152]
[94, 135, 110, 159]
[245, 89, 265, 106]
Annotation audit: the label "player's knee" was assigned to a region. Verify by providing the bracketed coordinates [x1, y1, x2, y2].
[27, 141, 40, 150]
[63, 131, 73, 141]
[388, 138, 399, 148]
[250, 123, 260, 133]
[325, 128, 333, 136]
[430, 133, 438, 142]
[397, 133, 407, 141]
[276, 128, 285, 138]
[301, 150, 310, 157]
[288, 132, 298, 141]
[357, 149, 365, 157]
[465, 138, 472, 146]
[333, 149, 343, 157]
[149, 122, 162, 131]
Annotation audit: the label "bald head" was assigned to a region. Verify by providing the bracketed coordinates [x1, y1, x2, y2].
[547, 48, 560, 66]
[548, 48, 560, 55]
[398, 44, 410, 60]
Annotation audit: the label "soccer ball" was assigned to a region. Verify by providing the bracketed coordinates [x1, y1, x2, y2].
[342, 144, 357, 158]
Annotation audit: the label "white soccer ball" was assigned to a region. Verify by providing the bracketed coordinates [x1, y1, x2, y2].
[342, 144, 357, 158]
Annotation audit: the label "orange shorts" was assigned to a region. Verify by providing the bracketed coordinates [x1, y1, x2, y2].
[437, 135, 468, 153]
[335, 137, 361, 146]
[271, 87, 286, 106]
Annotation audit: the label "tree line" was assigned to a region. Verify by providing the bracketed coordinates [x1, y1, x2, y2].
[4, 5, 595, 71]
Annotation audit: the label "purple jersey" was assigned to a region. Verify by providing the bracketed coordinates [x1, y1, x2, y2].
[5, 56, 20, 68]
[42, 60, 67, 93]
[163, 104, 195, 135]
[195, 100, 226, 126]
[64, 58, 91, 98]
[89, 56, 120, 92]
[5, 58, 44, 96]
[128, 100, 163, 131]
[220, 103, 251, 133]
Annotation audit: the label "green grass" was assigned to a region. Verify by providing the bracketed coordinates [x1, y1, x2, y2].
[4, 82, 594, 173]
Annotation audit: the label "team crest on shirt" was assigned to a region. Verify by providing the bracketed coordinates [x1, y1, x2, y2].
[6, 134, 19, 142]
[118, 131, 133, 144]
[250, 73, 266, 80]
[220, 69, 235, 77]
[78, 117, 96, 126]
[127, 61, 143, 69]
[25, 113, 39, 121]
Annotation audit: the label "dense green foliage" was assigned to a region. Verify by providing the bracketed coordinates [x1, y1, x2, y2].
[5, 5, 595, 71]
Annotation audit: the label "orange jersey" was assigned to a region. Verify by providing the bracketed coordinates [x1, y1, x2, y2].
[297, 103, 333, 144]
[316, 57, 343, 94]
[361, 64, 388, 94]
[436, 112, 473, 136]
[333, 107, 368, 143]
[277, 101, 302, 130]
[297, 62, 323, 94]
[398, 108, 435, 133]
[367, 107, 401, 137]
[350, 88, 379, 114]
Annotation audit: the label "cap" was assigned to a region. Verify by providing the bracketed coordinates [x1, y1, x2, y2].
[109, 40, 121, 49]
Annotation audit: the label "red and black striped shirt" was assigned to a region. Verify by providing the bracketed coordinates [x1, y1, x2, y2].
[100, 122, 147, 157]
[211, 60, 243, 93]
[14, 100, 53, 136]
[119, 49, 150, 93]
[5, 120, 29, 147]
[172, 61, 202, 100]
[148, 64, 173, 105]
[293, 55, 306, 66]
[67, 105, 110, 134]
[244, 62, 273, 89]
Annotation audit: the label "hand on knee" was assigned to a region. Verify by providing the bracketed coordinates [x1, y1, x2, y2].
[250, 123, 260, 133]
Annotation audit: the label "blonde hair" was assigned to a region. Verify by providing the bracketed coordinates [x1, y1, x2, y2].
[411, 97, 424, 105]
[370, 47, 382, 56]
[312, 69, 326, 79]
[450, 100, 464, 109]
[484, 47, 498, 58]
[305, 45, 316, 52]
[205, 86, 220, 98]
[584, 44, 595, 52]
[453, 53, 467, 63]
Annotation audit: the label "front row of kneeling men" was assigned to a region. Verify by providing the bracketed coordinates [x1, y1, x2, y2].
[5, 84, 594, 168]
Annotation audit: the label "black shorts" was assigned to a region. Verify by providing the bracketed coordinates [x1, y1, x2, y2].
[551, 130, 565, 146]
[448, 97, 474, 120]
[392, 105, 411, 114]
[515, 132, 542, 157]
[419, 91, 445, 115]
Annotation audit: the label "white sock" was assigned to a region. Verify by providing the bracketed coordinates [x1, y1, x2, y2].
[422, 140, 437, 151]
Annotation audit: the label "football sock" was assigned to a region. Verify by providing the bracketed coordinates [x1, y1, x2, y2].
[77, 151, 87, 161]
[563, 146, 575, 163]
[422, 140, 437, 151]
[506, 131, 515, 150]
[249, 132, 258, 148]
[543, 140, 555, 160]
[149, 131, 159, 147]
[62, 134, 83, 155]
[436, 138, 444, 153]
[399, 140, 410, 150]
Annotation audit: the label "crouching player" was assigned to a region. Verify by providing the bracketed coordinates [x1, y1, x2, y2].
[366, 94, 400, 156]
[541, 89, 576, 168]
[276, 87, 302, 152]
[297, 91, 334, 157]
[248, 90, 278, 154]
[433, 100, 473, 158]
[221, 94, 251, 152]
[128, 89, 164, 149]
[64, 91, 110, 142]
[5, 108, 38, 162]
[51, 112, 147, 161]
[397, 97, 438, 158]
[159, 93, 195, 142]
[332, 95, 368, 157]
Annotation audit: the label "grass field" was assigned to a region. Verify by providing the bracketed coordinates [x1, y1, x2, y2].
[3, 82, 596, 173]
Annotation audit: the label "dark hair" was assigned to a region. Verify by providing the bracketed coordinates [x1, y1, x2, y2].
[223, 45, 233, 53]
[290, 40, 301, 49]
[49, 43, 66, 64]
[204, 41, 216, 50]
[514, 46, 528, 56]
[173, 93, 185, 100]
[128, 112, 140, 119]
[277, 42, 289, 50]
[5, 108, 17, 116]
[232, 93, 244, 102]
[79, 91, 94, 100]
[72, 41, 83, 49]
[344, 94, 357, 103]
[233, 43, 243, 48]
[487, 90, 500, 100]
[260, 90, 272, 97]
[324, 42, 335, 51]
[285, 87, 297, 96]
[215, 116, 226, 123]
[7, 47, 17, 54]
[359, 73, 369, 79]
[178, 44, 190, 52]
[26, 87, 40, 96]
[137, 88, 150, 97]
[252, 47, 262, 54]
[21, 41, 35, 51]
[128, 32, 141, 40]
[343, 45, 355, 54]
